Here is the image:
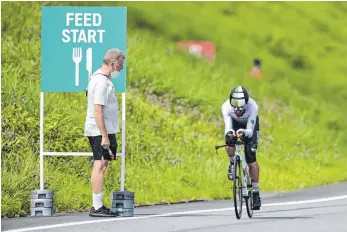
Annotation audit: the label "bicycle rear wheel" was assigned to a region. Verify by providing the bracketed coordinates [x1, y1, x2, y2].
[246, 195, 253, 218]
[246, 191, 253, 218]
[233, 156, 243, 219]
[246, 177, 254, 218]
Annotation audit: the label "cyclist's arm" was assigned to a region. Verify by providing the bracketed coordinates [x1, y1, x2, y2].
[222, 100, 233, 135]
[244, 103, 258, 138]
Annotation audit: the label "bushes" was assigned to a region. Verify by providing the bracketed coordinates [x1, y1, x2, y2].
[2, 1, 347, 217]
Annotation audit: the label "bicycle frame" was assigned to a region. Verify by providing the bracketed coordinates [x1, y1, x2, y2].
[235, 141, 246, 196]
[215, 140, 252, 197]
[215, 138, 255, 219]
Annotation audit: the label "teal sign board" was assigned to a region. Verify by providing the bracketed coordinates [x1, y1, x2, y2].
[41, 6, 127, 92]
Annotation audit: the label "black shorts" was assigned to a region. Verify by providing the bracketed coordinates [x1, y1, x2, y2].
[232, 116, 259, 163]
[88, 134, 118, 161]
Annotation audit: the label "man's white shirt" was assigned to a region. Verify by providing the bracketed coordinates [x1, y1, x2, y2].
[84, 70, 120, 136]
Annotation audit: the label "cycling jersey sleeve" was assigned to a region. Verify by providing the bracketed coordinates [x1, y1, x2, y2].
[244, 102, 258, 138]
[222, 100, 233, 135]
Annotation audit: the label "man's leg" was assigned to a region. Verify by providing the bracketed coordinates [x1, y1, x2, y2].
[245, 144, 261, 209]
[225, 146, 235, 180]
[226, 121, 241, 180]
[248, 161, 260, 188]
[91, 160, 108, 210]
[88, 135, 117, 217]
[245, 116, 261, 209]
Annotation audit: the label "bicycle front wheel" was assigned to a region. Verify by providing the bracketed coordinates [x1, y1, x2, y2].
[233, 156, 243, 219]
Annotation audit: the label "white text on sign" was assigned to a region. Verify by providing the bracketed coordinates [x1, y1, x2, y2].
[62, 13, 105, 43]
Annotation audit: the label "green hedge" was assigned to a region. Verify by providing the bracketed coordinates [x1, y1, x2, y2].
[1, 1, 347, 217]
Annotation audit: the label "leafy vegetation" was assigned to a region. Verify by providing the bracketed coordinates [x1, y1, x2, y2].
[2, 1, 347, 217]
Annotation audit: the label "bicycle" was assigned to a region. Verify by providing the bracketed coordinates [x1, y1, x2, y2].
[215, 138, 254, 219]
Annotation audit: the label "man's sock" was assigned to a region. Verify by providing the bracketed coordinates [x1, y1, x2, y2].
[93, 192, 103, 210]
[253, 182, 259, 191]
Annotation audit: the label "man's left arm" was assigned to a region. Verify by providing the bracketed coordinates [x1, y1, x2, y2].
[244, 104, 258, 138]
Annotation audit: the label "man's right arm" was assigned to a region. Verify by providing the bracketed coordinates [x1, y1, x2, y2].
[94, 105, 108, 137]
[221, 100, 233, 135]
[93, 80, 109, 137]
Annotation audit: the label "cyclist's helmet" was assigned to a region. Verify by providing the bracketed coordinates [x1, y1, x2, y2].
[229, 85, 249, 117]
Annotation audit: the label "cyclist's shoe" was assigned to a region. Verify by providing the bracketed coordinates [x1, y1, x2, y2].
[227, 164, 234, 180]
[89, 205, 118, 217]
[252, 191, 262, 210]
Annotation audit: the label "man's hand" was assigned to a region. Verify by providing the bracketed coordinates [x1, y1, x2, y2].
[102, 135, 115, 160]
[107, 147, 115, 160]
[225, 130, 236, 145]
[101, 135, 110, 148]
[236, 129, 245, 139]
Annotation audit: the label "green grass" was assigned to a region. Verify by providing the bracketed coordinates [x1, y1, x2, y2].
[2, 1, 347, 217]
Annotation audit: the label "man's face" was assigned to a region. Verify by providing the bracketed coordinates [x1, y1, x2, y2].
[113, 56, 125, 72]
[231, 98, 246, 117]
[235, 109, 244, 117]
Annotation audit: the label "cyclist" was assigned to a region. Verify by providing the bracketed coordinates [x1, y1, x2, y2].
[221, 85, 261, 209]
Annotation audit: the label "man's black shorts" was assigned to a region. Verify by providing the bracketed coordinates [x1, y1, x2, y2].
[232, 116, 259, 147]
[232, 116, 260, 163]
[88, 134, 117, 161]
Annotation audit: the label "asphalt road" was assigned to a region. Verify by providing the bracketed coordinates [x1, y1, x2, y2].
[2, 182, 347, 232]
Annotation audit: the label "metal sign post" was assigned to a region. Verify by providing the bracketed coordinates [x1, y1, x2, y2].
[33, 6, 127, 216]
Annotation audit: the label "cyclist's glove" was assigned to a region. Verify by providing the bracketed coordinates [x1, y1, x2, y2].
[225, 131, 235, 145]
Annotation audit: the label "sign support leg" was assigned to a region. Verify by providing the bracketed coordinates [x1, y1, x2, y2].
[40, 92, 45, 190]
[120, 92, 126, 191]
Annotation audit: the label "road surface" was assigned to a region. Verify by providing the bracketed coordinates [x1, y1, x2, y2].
[2, 182, 347, 232]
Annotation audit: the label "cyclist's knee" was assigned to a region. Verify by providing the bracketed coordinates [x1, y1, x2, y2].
[248, 161, 258, 168]
[245, 144, 257, 163]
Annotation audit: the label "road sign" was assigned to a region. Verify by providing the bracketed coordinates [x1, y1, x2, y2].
[177, 41, 216, 62]
[41, 6, 127, 93]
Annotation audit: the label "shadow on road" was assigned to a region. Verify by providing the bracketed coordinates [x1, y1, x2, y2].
[253, 216, 312, 220]
[165, 212, 335, 232]
[260, 203, 347, 214]
[135, 203, 347, 217]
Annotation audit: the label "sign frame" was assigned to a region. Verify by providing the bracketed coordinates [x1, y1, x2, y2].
[39, 6, 127, 192]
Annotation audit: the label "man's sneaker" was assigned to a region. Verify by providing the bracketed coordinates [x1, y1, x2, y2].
[252, 191, 261, 210]
[89, 205, 118, 217]
[227, 164, 234, 180]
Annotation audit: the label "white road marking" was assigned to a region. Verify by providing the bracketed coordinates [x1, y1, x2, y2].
[4, 194, 347, 232]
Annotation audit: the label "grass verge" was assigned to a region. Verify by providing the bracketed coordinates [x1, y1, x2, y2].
[1, 1, 347, 217]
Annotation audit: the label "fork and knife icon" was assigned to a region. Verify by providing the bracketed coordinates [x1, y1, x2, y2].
[72, 47, 93, 86]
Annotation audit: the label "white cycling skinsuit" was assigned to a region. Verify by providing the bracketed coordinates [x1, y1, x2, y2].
[221, 97, 258, 139]
[221, 85, 262, 210]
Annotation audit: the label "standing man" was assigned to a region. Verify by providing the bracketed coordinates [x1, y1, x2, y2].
[248, 58, 264, 79]
[84, 48, 125, 217]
